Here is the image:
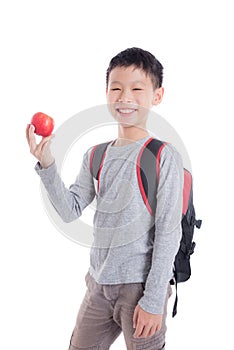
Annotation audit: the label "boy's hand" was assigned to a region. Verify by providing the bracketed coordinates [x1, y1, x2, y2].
[26, 124, 55, 168]
[133, 304, 162, 338]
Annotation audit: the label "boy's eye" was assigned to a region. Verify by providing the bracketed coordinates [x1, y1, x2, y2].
[133, 88, 143, 91]
[111, 88, 121, 91]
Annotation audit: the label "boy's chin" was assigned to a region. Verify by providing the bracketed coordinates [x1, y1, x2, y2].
[118, 122, 136, 128]
[116, 121, 148, 131]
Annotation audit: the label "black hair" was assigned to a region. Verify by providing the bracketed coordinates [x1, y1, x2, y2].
[106, 47, 163, 89]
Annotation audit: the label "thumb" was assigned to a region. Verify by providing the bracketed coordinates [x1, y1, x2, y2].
[133, 305, 139, 329]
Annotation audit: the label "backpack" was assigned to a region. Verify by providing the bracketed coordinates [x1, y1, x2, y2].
[89, 137, 202, 317]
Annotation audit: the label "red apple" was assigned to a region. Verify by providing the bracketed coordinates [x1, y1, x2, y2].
[31, 112, 54, 137]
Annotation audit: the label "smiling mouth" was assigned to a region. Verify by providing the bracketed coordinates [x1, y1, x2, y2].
[116, 108, 137, 116]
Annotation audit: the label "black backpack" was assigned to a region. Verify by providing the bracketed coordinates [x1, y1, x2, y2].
[89, 137, 202, 317]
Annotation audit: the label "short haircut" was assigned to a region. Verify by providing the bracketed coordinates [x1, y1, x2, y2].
[106, 47, 163, 89]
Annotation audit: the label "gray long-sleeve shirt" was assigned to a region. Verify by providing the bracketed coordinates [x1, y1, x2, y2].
[35, 135, 183, 314]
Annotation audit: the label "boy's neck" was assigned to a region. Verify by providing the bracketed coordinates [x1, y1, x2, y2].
[113, 126, 149, 147]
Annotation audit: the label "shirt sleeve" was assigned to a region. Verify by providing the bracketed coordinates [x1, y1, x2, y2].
[34, 146, 96, 223]
[138, 144, 184, 314]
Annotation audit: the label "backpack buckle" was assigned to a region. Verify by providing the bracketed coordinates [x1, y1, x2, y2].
[187, 241, 196, 257]
[195, 219, 202, 229]
[170, 278, 175, 285]
[191, 216, 202, 229]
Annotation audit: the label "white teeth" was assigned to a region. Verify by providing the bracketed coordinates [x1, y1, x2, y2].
[118, 109, 135, 114]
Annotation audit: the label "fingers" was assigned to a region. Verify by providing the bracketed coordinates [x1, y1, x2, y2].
[147, 325, 157, 338]
[38, 134, 54, 149]
[133, 306, 145, 338]
[27, 124, 37, 153]
[133, 322, 145, 338]
[134, 323, 157, 339]
[133, 306, 138, 329]
[26, 123, 54, 153]
[25, 124, 35, 144]
[132, 305, 162, 339]
[140, 324, 153, 338]
[26, 124, 32, 145]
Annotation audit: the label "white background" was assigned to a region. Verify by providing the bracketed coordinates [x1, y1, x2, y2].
[1, 0, 233, 349]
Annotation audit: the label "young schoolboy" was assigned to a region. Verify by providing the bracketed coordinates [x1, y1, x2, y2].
[26, 47, 184, 350]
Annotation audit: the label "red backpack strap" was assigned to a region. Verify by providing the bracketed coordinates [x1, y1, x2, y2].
[182, 169, 193, 216]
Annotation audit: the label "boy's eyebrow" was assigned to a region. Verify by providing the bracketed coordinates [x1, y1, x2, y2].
[110, 80, 146, 86]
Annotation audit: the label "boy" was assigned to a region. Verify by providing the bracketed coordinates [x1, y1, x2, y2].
[26, 47, 183, 350]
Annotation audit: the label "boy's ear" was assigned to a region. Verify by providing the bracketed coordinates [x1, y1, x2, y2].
[152, 87, 164, 106]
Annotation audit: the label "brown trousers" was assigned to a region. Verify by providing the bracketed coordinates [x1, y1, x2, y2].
[68, 272, 172, 350]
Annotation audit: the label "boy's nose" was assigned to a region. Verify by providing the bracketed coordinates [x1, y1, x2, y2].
[118, 90, 133, 103]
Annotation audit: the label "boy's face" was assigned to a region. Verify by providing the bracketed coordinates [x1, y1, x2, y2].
[106, 65, 164, 128]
